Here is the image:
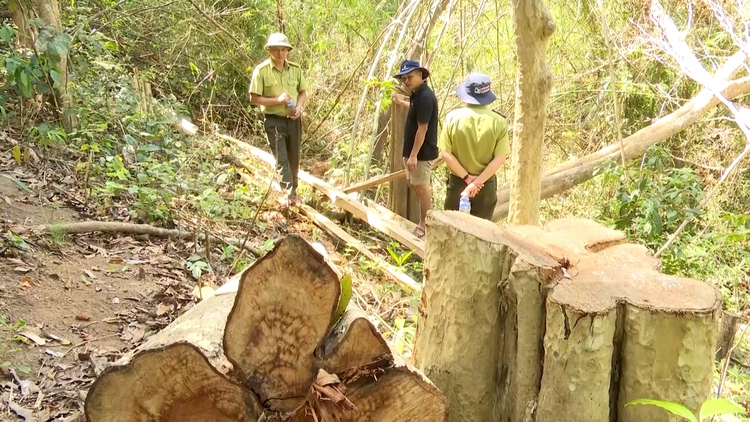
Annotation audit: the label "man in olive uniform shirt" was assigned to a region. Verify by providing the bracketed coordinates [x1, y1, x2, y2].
[249, 32, 307, 205]
[439, 73, 510, 220]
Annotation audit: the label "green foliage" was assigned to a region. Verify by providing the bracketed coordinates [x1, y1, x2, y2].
[334, 274, 353, 322]
[185, 254, 211, 280]
[626, 397, 745, 421]
[0, 315, 31, 375]
[599, 145, 703, 248]
[0, 20, 70, 105]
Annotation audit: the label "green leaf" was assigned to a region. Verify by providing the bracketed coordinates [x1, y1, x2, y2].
[699, 398, 746, 419]
[626, 399, 697, 422]
[333, 275, 353, 322]
[11, 145, 22, 165]
[49, 69, 63, 88]
[7, 231, 30, 251]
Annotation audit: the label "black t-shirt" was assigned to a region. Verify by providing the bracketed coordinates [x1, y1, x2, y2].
[403, 83, 439, 160]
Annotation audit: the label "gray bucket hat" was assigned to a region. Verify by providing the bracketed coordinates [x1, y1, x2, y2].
[265, 32, 293, 50]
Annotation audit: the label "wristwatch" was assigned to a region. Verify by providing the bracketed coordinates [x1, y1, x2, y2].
[462, 174, 469, 181]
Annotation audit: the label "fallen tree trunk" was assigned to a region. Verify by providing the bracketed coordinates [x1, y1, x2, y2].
[86, 235, 447, 421]
[14, 221, 260, 256]
[85, 292, 263, 421]
[491, 72, 750, 221]
[415, 212, 721, 421]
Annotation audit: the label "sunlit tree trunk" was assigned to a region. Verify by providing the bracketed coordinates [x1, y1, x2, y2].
[8, 0, 32, 47]
[507, 0, 556, 225]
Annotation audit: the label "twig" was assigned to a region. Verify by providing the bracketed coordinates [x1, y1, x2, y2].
[59, 334, 121, 359]
[718, 322, 750, 397]
[14, 221, 260, 257]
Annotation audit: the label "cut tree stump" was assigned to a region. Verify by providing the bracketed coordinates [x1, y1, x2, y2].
[414, 212, 721, 422]
[86, 235, 448, 422]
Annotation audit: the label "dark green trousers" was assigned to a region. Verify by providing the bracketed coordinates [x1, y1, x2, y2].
[264, 114, 302, 192]
[444, 174, 497, 220]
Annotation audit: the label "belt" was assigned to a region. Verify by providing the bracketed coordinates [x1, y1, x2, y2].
[264, 113, 289, 120]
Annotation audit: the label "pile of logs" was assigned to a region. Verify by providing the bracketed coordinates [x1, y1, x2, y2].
[84, 235, 448, 421]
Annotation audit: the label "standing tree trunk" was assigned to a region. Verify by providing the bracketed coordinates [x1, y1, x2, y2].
[33, 0, 76, 133]
[507, 0, 556, 225]
[8, 0, 32, 47]
[414, 212, 721, 421]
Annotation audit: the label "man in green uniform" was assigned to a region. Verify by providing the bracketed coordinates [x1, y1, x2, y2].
[439, 73, 510, 220]
[249, 32, 307, 205]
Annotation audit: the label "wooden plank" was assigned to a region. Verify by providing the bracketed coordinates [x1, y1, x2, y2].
[342, 158, 444, 194]
[342, 170, 406, 194]
[363, 198, 418, 233]
[219, 134, 426, 258]
[298, 204, 421, 292]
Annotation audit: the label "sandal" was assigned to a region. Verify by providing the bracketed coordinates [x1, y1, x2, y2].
[411, 226, 426, 239]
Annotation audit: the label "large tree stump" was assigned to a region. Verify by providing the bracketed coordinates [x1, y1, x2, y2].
[414, 212, 721, 422]
[86, 235, 448, 421]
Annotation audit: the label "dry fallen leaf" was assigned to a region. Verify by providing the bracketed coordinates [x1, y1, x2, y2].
[155, 302, 172, 316]
[108, 258, 124, 264]
[75, 314, 91, 322]
[19, 276, 34, 291]
[138, 266, 146, 280]
[9, 402, 34, 421]
[112, 297, 120, 304]
[130, 327, 146, 344]
[83, 269, 97, 280]
[19, 330, 46, 346]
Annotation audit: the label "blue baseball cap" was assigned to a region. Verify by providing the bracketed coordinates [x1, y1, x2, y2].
[394, 59, 430, 79]
[457, 72, 497, 105]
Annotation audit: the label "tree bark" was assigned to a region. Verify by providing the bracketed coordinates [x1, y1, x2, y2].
[715, 311, 740, 362]
[33, 0, 76, 133]
[415, 212, 721, 421]
[492, 74, 750, 221]
[8, 0, 31, 47]
[507, 0, 556, 225]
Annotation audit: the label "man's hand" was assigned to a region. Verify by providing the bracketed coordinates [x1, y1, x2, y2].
[290, 106, 302, 120]
[465, 175, 483, 190]
[462, 182, 481, 198]
[277, 92, 291, 104]
[407, 155, 418, 172]
[392, 93, 407, 107]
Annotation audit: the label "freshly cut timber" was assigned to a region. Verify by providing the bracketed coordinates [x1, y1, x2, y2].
[84, 288, 263, 421]
[224, 235, 448, 421]
[86, 235, 448, 421]
[414, 212, 721, 422]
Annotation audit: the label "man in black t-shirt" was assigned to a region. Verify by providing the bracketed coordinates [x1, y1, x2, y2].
[392, 59, 439, 238]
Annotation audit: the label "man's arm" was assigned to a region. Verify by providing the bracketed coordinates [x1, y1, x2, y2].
[290, 89, 307, 119]
[474, 155, 506, 186]
[250, 93, 288, 107]
[440, 151, 469, 179]
[410, 122, 428, 159]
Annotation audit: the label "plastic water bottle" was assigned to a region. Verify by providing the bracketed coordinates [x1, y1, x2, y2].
[459, 193, 471, 213]
[286, 99, 296, 116]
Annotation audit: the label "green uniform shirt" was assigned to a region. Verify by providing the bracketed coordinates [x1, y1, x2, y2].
[438, 105, 510, 176]
[249, 59, 307, 117]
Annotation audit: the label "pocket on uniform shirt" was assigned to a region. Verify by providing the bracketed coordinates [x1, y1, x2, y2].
[264, 82, 282, 98]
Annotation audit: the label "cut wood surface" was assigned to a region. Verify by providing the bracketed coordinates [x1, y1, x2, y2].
[491, 71, 750, 221]
[85, 291, 263, 421]
[224, 235, 447, 420]
[220, 134, 426, 257]
[414, 212, 721, 421]
[86, 235, 447, 421]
